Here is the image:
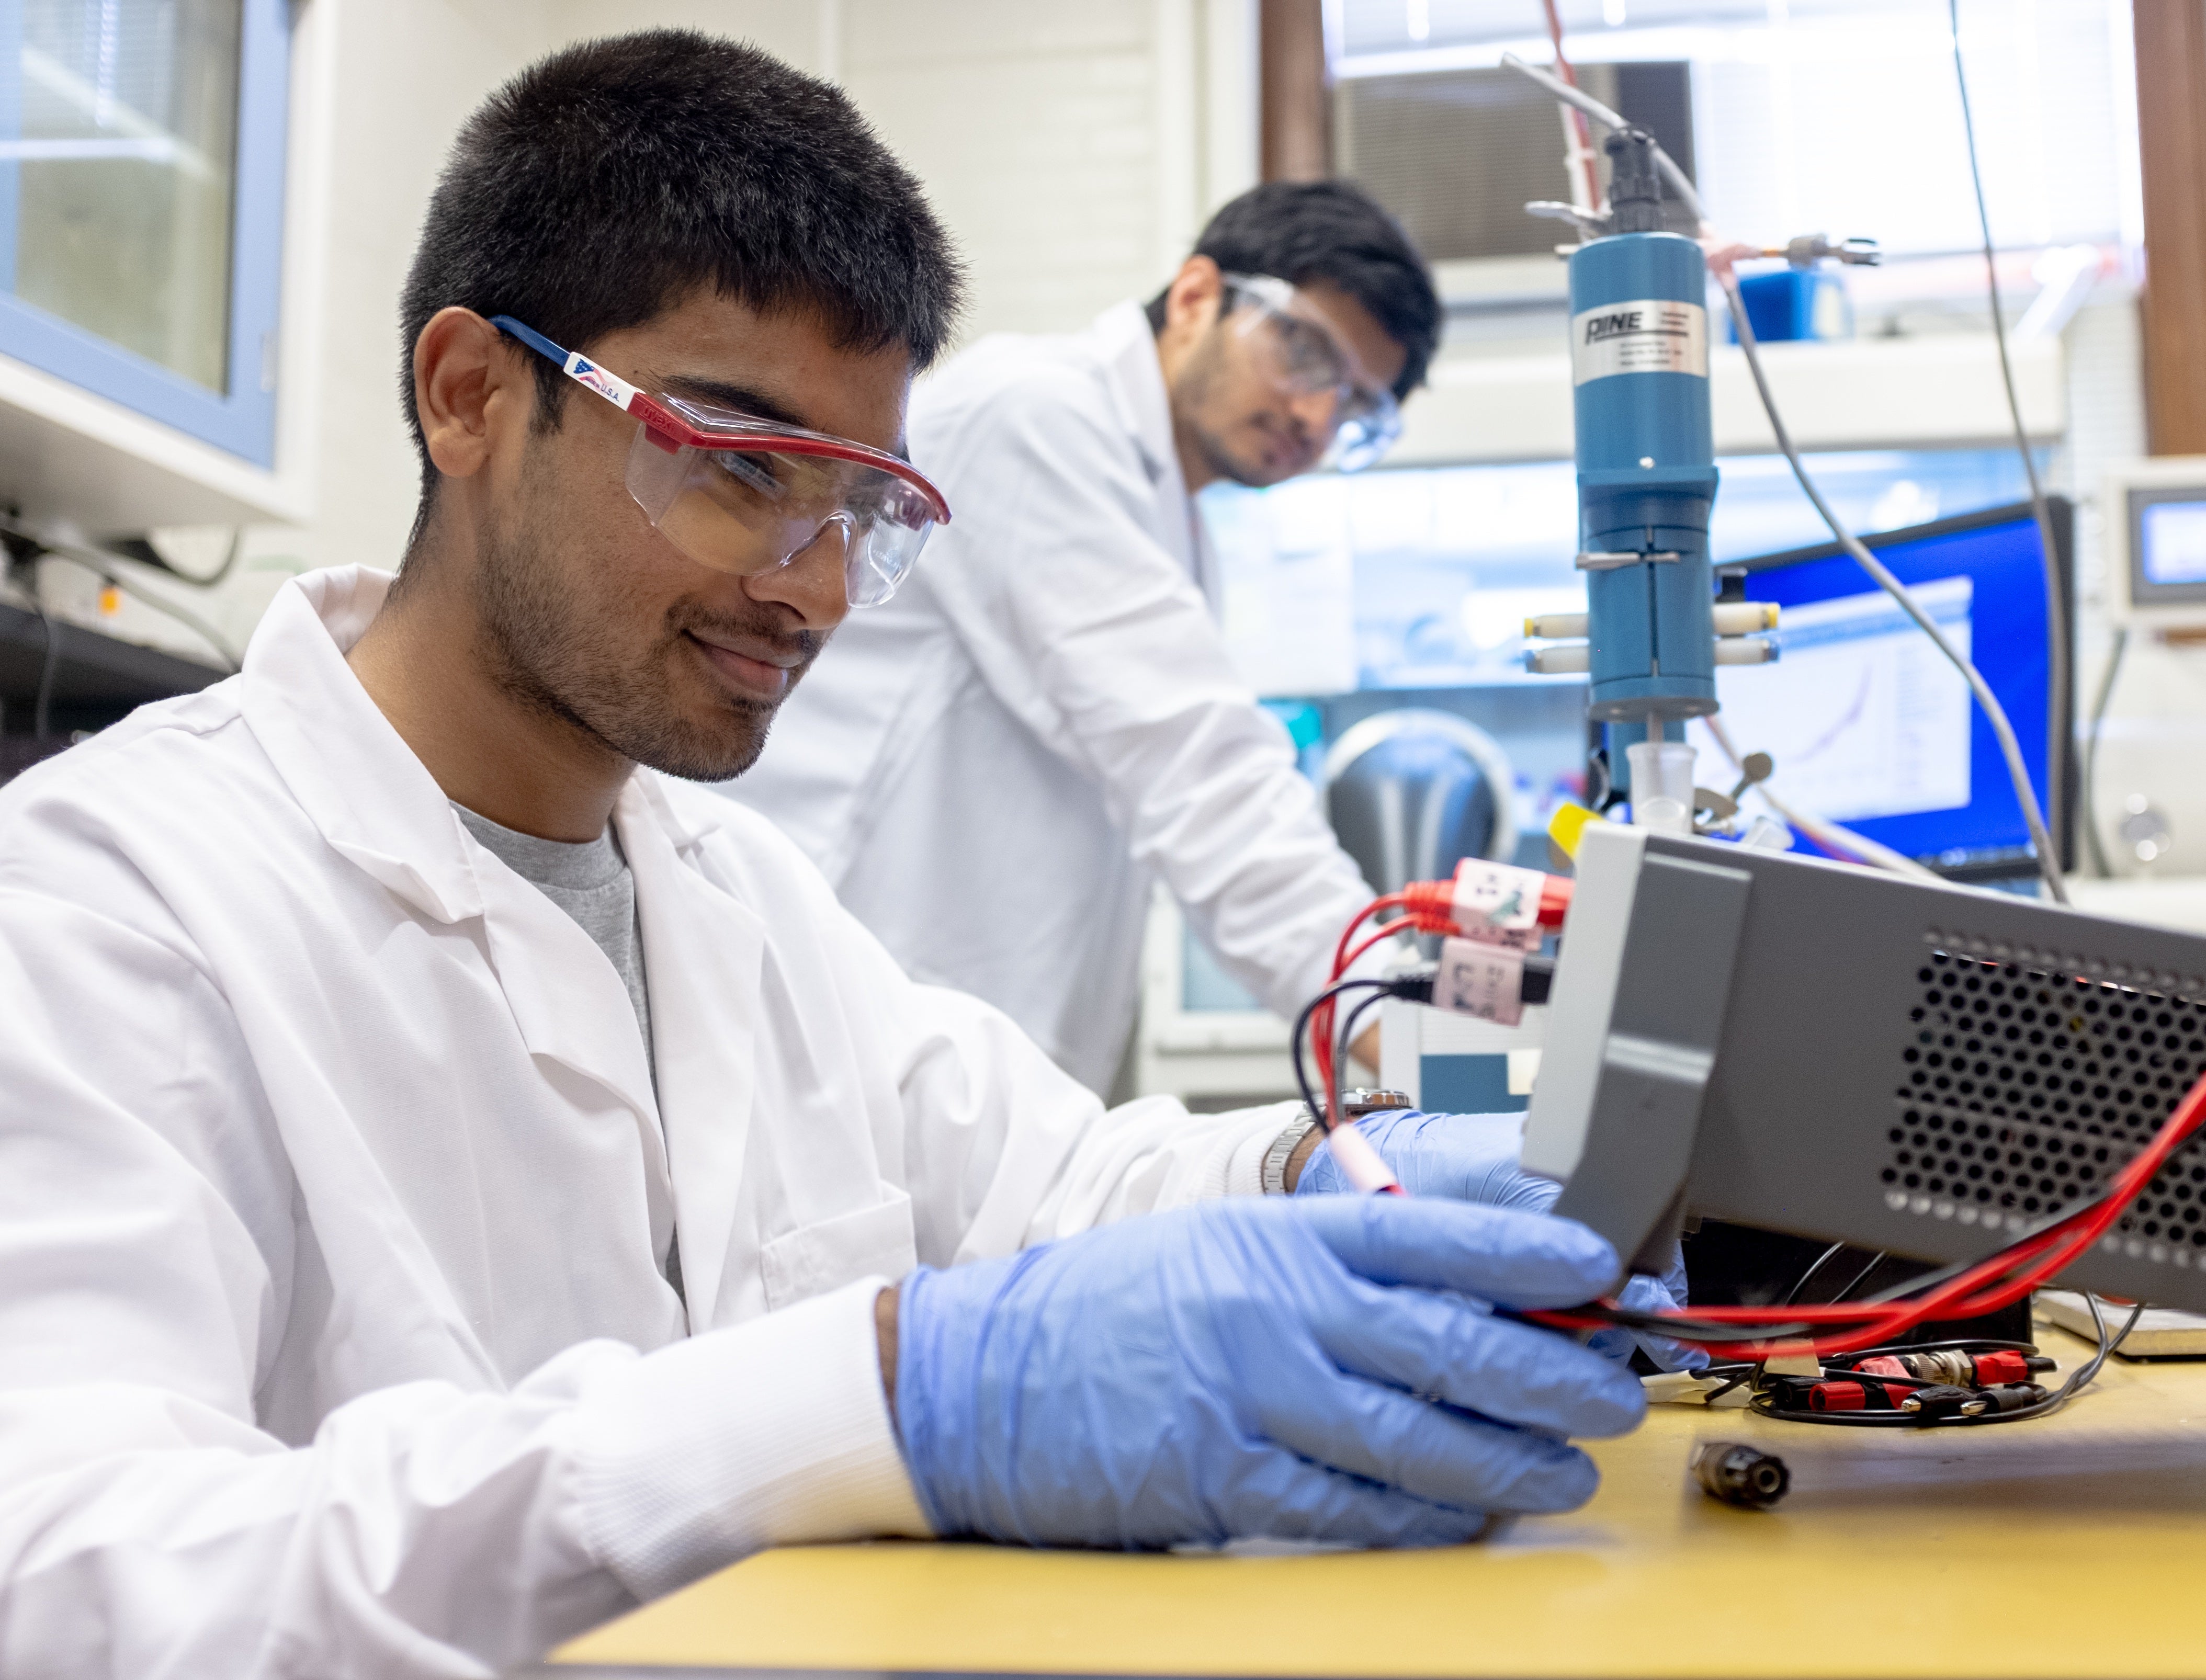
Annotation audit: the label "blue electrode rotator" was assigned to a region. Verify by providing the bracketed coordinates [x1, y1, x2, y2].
[1524, 130, 1777, 817]
[1573, 132, 1717, 754]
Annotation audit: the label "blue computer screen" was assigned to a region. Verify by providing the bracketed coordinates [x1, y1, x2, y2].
[1685, 505, 2066, 875]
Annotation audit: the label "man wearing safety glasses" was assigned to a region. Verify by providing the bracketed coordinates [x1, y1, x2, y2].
[488, 314, 950, 612]
[0, 35, 1655, 1677]
[728, 183, 1440, 1097]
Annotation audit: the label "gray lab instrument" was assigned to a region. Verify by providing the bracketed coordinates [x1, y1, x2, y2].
[1522, 821, 2206, 1308]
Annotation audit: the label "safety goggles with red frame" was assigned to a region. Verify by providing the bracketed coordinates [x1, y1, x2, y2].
[492, 315, 950, 608]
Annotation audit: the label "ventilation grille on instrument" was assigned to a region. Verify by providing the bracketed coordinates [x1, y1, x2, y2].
[1886, 945, 2206, 1265]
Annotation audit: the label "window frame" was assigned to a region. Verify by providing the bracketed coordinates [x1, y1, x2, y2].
[0, 0, 290, 467]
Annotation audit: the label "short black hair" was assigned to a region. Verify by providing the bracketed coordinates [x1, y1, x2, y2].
[1146, 180, 1440, 398]
[399, 30, 962, 510]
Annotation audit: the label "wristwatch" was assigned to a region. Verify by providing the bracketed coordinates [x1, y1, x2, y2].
[1339, 1087, 1413, 1120]
[1260, 1112, 1320, 1196]
[1261, 1088, 1414, 1194]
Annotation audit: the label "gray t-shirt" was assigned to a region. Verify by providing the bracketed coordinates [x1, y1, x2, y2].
[452, 802, 653, 1084]
[452, 802, 681, 1300]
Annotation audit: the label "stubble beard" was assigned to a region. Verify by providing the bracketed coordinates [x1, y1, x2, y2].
[469, 490, 816, 785]
[1176, 328, 1292, 491]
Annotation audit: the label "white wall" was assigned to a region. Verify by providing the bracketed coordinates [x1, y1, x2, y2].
[285, 0, 830, 575]
[247, 0, 830, 607]
[841, 0, 1254, 342]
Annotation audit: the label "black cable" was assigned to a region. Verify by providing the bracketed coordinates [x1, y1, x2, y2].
[1746, 1301, 2144, 1427]
[109, 528, 245, 589]
[2082, 626, 2128, 878]
[1642, 1341, 2041, 1393]
[1288, 979, 1392, 1130]
[2003, 1290, 2144, 1421]
[1951, 0, 2071, 859]
[1331, 990, 1388, 1133]
[194, 527, 246, 589]
[1596, 1156, 2159, 1341]
[1743, 1399, 1920, 1428]
[1547, 1300, 1819, 1343]
[0, 524, 243, 672]
[1822, 1337, 2040, 1367]
[30, 597, 57, 740]
[92, 564, 242, 672]
[1780, 1242, 1847, 1308]
[1696, 1368, 1755, 1406]
[1566, 1092, 2189, 1349]
[1852, 1151, 2162, 1309]
[1826, 1250, 1888, 1305]
[1575, 1210, 2102, 1337]
[1337, 991, 1386, 1078]
[1557, 1209, 2100, 1344]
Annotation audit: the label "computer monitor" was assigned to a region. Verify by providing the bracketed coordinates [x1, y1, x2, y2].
[2105, 456, 2206, 629]
[1687, 498, 2074, 883]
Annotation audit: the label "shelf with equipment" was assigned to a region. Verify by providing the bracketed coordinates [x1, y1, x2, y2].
[0, 598, 222, 779]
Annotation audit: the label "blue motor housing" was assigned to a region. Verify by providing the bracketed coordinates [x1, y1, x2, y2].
[1569, 229, 1718, 725]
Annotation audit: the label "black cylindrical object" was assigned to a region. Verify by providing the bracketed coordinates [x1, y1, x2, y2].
[1688, 1441, 1790, 1509]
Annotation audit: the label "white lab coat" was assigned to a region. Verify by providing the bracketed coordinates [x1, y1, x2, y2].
[723, 302, 1379, 1092]
[0, 567, 1296, 1678]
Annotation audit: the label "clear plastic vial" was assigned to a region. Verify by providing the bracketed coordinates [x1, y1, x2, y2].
[1626, 740, 1697, 835]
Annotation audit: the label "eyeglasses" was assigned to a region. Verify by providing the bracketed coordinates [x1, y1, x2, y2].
[491, 315, 950, 608]
[1220, 274, 1402, 473]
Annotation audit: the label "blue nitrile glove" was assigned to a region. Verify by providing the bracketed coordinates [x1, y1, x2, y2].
[1296, 1109, 1704, 1372]
[893, 1195, 1645, 1550]
[1295, 1107, 1552, 1206]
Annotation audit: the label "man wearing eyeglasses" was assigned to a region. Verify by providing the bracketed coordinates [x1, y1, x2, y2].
[0, 37, 1663, 1679]
[726, 184, 1441, 1097]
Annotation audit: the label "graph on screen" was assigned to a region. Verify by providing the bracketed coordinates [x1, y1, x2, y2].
[1689, 576, 1973, 824]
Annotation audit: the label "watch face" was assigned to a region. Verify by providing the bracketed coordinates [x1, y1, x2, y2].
[1342, 1088, 1413, 1119]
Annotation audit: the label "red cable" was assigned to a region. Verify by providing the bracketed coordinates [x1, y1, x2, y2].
[1315, 916, 1417, 1107]
[1534, 1064, 2206, 1357]
[1315, 878, 2206, 1356]
[1312, 898, 1417, 1115]
[1551, 1111, 2192, 1353]
[1538, 0, 1603, 213]
[1330, 893, 1409, 980]
[1312, 875, 1565, 1115]
[1340, 917, 1416, 978]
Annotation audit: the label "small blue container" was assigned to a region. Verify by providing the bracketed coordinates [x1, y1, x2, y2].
[1730, 267, 1853, 343]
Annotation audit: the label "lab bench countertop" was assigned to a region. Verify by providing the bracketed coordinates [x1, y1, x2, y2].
[533, 1322, 2206, 1680]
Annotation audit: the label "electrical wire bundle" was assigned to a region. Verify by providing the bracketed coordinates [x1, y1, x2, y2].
[1689, 1243, 2132, 1427]
[1291, 869, 1570, 1183]
[1528, 1060, 2206, 1363]
[1745, 1338, 2058, 1422]
[1292, 889, 1423, 1129]
[1294, 875, 2181, 1425]
[1288, 905, 1428, 1195]
[1710, 1299, 2144, 1429]
[1295, 892, 2187, 1396]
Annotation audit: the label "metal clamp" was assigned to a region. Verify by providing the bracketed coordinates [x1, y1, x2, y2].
[1577, 550, 1682, 571]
